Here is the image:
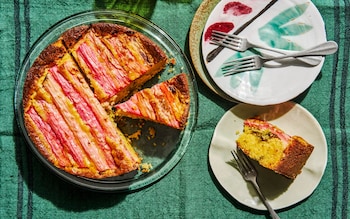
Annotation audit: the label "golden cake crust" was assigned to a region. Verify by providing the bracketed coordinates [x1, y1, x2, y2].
[166, 73, 191, 129]
[273, 136, 314, 179]
[66, 23, 167, 106]
[61, 25, 90, 48]
[23, 41, 66, 106]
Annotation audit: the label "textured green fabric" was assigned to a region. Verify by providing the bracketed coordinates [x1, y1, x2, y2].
[0, 0, 349, 218]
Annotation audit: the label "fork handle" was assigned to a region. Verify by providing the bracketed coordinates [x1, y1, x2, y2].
[250, 42, 323, 66]
[206, 46, 225, 62]
[251, 180, 280, 219]
[265, 41, 338, 62]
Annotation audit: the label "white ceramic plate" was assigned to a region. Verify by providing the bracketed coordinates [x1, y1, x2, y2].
[202, 0, 326, 105]
[209, 102, 327, 210]
[189, 0, 236, 101]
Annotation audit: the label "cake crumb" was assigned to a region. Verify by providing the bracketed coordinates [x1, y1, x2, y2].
[140, 163, 153, 173]
[127, 130, 141, 140]
[169, 58, 176, 66]
[148, 127, 155, 138]
[138, 120, 145, 128]
[168, 68, 174, 73]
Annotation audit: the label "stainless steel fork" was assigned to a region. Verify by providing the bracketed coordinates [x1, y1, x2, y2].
[221, 41, 338, 76]
[210, 30, 324, 66]
[231, 149, 280, 219]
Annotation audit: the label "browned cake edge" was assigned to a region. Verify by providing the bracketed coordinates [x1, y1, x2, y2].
[61, 25, 90, 48]
[274, 136, 314, 179]
[167, 73, 190, 130]
[23, 40, 66, 109]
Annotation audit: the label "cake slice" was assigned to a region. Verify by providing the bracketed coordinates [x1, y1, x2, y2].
[113, 73, 190, 130]
[236, 119, 314, 179]
[64, 23, 167, 106]
[23, 39, 141, 179]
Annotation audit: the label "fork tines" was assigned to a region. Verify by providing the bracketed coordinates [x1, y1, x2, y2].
[211, 30, 239, 42]
[210, 31, 243, 51]
[221, 56, 257, 75]
[231, 150, 243, 170]
[231, 149, 257, 176]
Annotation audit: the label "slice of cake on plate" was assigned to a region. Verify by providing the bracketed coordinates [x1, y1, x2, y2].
[236, 118, 314, 179]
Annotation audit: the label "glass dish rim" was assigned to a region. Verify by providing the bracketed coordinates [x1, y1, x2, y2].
[14, 10, 198, 192]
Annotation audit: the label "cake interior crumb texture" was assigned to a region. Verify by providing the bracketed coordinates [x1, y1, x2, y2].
[236, 119, 314, 179]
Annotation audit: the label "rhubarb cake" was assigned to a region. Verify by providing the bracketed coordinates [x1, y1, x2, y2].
[63, 23, 168, 107]
[22, 23, 186, 179]
[236, 119, 314, 179]
[114, 73, 190, 130]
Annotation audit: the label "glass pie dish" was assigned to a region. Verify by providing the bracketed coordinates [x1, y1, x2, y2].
[14, 10, 198, 192]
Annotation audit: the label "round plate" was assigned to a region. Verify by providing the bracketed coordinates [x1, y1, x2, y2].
[14, 10, 198, 192]
[202, 0, 326, 105]
[189, 0, 236, 102]
[209, 102, 327, 210]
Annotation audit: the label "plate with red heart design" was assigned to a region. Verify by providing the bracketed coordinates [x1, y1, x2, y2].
[201, 0, 327, 105]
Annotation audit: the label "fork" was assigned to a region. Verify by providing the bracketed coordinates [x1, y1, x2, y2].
[231, 150, 280, 219]
[210, 30, 322, 66]
[221, 41, 338, 76]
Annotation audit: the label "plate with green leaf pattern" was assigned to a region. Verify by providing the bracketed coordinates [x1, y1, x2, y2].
[201, 0, 327, 105]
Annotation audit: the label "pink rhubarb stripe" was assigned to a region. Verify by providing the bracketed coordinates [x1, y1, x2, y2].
[49, 66, 116, 169]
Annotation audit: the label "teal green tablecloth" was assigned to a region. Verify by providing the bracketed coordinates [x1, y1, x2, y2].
[1, 0, 349, 218]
